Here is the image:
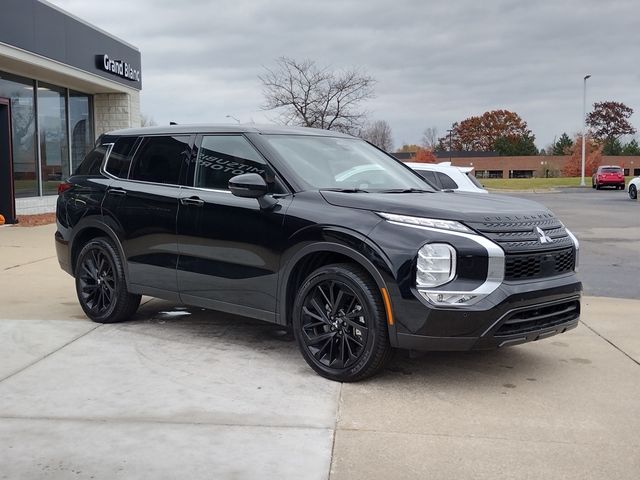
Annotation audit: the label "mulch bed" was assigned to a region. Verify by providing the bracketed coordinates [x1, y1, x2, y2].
[11, 213, 57, 227]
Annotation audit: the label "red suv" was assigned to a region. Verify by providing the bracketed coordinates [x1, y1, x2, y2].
[592, 166, 625, 190]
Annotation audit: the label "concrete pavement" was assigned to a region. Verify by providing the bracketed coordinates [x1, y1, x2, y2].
[1, 223, 639, 479]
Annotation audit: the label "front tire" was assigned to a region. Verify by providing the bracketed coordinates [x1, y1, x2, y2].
[292, 263, 393, 382]
[75, 237, 141, 323]
[630, 184, 638, 199]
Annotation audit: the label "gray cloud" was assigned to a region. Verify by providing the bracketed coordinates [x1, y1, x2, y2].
[52, 0, 640, 149]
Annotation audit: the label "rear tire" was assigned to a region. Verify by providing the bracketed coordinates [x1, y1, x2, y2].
[75, 237, 141, 323]
[292, 263, 393, 382]
[630, 184, 638, 200]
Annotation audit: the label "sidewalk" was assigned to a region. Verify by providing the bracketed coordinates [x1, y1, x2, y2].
[1, 224, 639, 479]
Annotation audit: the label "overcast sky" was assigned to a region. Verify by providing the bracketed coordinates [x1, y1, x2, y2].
[52, 0, 640, 150]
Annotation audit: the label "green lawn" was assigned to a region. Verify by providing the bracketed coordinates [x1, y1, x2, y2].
[481, 176, 633, 190]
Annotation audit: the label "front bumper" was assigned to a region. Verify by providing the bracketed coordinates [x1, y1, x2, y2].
[392, 273, 582, 351]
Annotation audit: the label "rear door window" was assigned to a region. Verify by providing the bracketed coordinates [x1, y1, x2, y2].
[435, 172, 459, 190]
[417, 170, 441, 189]
[74, 145, 107, 176]
[129, 136, 190, 185]
[105, 136, 139, 178]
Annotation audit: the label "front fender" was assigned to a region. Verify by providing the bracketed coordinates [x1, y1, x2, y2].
[277, 225, 401, 346]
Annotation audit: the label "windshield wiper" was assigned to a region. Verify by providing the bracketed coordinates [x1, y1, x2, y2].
[378, 188, 432, 193]
[321, 188, 369, 193]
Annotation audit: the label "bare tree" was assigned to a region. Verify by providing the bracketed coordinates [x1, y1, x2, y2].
[140, 113, 157, 127]
[359, 120, 394, 151]
[259, 57, 375, 135]
[421, 127, 438, 149]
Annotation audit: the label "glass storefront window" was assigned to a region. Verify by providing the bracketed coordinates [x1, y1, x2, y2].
[38, 82, 69, 195]
[69, 91, 93, 171]
[0, 72, 37, 198]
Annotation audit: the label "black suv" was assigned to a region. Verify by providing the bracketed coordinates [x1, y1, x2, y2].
[56, 125, 582, 381]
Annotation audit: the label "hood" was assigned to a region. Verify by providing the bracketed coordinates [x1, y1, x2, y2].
[319, 190, 553, 223]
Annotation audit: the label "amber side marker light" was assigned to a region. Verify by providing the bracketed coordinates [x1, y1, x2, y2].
[0, 214, 5, 225]
[380, 287, 394, 325]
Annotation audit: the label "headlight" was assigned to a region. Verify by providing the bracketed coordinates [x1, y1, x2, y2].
[416, 243, 456, 288]
[378, 212, 473, 234]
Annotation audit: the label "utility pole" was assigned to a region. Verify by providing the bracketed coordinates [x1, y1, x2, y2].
[581, 75, 591, 186]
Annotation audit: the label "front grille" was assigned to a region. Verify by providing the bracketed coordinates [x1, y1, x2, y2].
[495, 300, 580, 337]
[505, 247, 575, 280]
[466, 214, 574, 253]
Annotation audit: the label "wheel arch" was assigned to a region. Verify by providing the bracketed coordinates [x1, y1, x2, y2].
[278, 241, 398, 345]
[69, 218, 129, 285]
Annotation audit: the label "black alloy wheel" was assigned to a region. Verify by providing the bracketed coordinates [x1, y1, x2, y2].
[293, 264, 392, 382]
[75, 238, 141, 323]
[78, 247, 116, 315]
[630, 184, 637, 199]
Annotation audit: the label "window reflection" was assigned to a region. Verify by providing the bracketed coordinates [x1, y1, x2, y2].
[38, 83, 69, 195]
[0, 72, 37, 198]
[69, 91, 92, 171]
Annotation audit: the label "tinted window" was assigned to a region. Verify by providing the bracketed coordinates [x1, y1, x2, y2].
[600, 167, 622, 173]
[436, 172, 458, 189]
[130, 136, 190, 185]
[105, 136, 138, 178]
[466, 172, 484, 188]
[417, 170, 440, 189]
[195, 135, 274, 191]
[74, 145, 106, 176]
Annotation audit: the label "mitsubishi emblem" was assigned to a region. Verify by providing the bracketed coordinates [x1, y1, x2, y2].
[535, 226, 552, 244]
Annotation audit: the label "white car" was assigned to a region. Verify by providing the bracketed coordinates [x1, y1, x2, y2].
[406, 162, 488, 194]
[628, 176, 640, 200]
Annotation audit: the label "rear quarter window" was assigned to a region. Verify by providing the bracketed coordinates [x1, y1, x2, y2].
[73, 145, 107, 176]
[105, 137, 138, 178]
[435, 172, 458, 190]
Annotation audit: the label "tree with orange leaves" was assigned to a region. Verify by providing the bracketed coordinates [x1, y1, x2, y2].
[412, 148, 437, 163]
[438, 110, 534, 152]
[562, 135, 602, 177]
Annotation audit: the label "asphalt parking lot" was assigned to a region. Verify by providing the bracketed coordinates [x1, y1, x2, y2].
[0, 189, 638, 479]
[504, 188, 639, 299]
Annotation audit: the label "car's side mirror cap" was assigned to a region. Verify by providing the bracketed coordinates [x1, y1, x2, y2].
[229, 173, 268, 198]
[229, 173, 278, 209]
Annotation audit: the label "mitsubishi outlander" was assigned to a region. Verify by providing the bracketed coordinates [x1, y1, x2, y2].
[55, 125, 582, 381]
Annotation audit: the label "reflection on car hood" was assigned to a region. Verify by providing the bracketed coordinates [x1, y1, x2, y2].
[319, 190, 553, 223]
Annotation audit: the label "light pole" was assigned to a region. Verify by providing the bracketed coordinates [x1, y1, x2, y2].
[226, 114, 240, 124]
[580, 74, 591, 186]
[447, 128, 454, 162]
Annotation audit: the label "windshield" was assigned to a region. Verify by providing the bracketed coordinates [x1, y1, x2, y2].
[600, 167, 622, 173]
[262, 135, 433, 192]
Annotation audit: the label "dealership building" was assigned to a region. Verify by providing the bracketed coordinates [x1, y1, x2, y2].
[0, 0, 141, 223]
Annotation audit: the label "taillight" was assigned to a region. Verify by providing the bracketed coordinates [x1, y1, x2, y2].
[58, 182, 72, 195]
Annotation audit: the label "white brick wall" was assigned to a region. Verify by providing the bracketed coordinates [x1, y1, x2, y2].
[94, 91, 141, 137]
[15, 195, 57, 215]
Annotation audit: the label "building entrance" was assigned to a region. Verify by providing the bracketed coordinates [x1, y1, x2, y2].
[0, 97, 17, 224]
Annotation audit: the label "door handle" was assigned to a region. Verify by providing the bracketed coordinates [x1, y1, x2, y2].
[107, 188, 127, 196]
[180, 196, 205, 207]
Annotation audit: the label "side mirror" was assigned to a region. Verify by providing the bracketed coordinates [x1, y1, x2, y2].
[229, 173, 267, 198]
[228, 173, 278, 210]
